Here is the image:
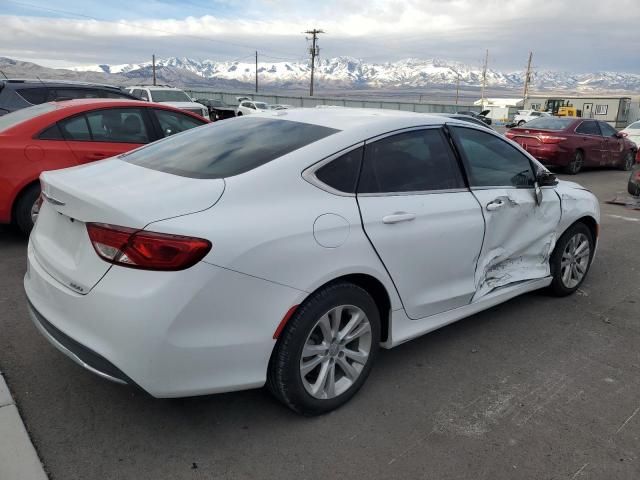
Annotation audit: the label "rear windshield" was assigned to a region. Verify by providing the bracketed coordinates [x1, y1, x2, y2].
[522, 117, 574, 130]
[123, 117, 340, 178]
[150, 90, 192, 102]
[0, 103, 58, 133]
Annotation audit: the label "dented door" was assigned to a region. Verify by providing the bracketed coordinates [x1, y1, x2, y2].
[449, 125, 562, 299]
[469, 187, 560, 298]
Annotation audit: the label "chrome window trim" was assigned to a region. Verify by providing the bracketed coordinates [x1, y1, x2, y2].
[574, 120, 601, 137]
[358, 188, 469, 198]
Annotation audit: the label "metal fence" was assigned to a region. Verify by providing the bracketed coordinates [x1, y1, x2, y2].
[184, 89, 480, 114]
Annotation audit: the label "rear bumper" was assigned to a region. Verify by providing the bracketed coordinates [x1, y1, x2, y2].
[24, 242, 305, 397]
[526, 145, 568, 166]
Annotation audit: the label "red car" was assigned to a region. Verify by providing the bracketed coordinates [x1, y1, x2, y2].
[0, 99, 209, 234]
[505, 117, 637, 174]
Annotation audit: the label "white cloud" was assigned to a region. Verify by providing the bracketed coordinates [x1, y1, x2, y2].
[1, 0, 639, 72]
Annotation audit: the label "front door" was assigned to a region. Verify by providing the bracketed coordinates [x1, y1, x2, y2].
[357, 127, 485, 319]
[599, 121, 624, 166]
[575, 120, 607, 166]
[449, 125, 562, 299]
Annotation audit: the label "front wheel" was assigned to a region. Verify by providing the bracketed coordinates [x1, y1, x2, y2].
[549, 223, 594, 296]
[517, 120, 526, 126]
[268, 282, 380, 415]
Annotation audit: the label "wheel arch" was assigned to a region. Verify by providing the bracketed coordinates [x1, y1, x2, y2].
[10, 177, 40, 224]
[558, 215, 598, 246]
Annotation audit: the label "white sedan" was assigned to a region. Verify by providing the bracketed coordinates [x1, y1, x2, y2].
[25, 109, 599, 415]
[621, 120, 640, 146]
[513, 110, 552, 126]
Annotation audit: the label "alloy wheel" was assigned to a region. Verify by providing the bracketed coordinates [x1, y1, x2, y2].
[300, 305, 372, 400]
[560, 233, 590, 289]
[30, 198, 41, 224]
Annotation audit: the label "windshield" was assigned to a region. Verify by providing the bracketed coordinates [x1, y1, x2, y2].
[124, 117, 340, 179]
[0, 103, 58, 133]
[150, 90, 192, 102]
[254, 102, 268, 109]
[521, 117, 574, 130]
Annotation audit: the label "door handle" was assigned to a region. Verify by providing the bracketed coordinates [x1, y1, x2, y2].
[382, 212, 416, 224]
[486, 199, 505, 211]
[87, 152, 109, 160]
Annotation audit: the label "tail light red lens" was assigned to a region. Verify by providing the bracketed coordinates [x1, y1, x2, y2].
[86, 223, 211, 271]
[537, 134, 567, 144]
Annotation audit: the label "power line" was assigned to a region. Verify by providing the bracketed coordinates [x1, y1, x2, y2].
[304, 28, 324, 97]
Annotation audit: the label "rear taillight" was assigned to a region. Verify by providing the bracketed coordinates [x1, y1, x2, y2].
[86, 223, 211, 271]
[537, 134, 567, 144]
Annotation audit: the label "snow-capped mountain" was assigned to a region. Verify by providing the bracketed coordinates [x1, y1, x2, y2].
[69, 56, 640, 92]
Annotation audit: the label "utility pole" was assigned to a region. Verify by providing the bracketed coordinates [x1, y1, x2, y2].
[305, 28, 324, 96]
[455, 71, 460, 105]
[255, 51, 258, 93]
[523, 51, 533, 104]
[152, 54, 156, 86]
[480, 49, 488, 111]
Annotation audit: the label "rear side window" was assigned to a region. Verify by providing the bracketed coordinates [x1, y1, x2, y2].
[451, 126, 535, 188]
[85, 108, 150, 143]
[59, 115, 91, 141]
[315, 147, 363, 194]
[123, 117, 339, 179]
[16, 87, 50, 105]
[38, 123, 64, 140]
[576, 121, 600, 135]
[358, 129, 464, 193]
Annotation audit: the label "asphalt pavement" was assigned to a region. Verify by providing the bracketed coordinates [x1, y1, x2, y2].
[0, 169, 639, 480]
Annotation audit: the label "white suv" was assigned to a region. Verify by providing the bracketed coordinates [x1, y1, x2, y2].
[126, 86, 209, 120]
[513, 110, 551, 126]
[237, 100, 270, 116]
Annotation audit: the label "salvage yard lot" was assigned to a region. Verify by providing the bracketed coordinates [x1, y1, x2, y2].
[1, 169, 639, 480]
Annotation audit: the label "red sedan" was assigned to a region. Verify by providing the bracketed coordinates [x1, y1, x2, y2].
[0, 99, 209, 234]
[505, 117, 637, 174]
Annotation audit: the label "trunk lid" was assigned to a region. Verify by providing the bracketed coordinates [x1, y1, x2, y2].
[31, 159, 224, 294]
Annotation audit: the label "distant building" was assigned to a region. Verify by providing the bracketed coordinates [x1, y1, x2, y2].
[522, 95, 633, 128]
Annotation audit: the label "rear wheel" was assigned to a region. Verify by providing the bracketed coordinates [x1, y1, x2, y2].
[619, 151, 635, 171]
[517, 120, 526, 126]
[268, 282, 380, 415]
[549, 223, 594, 296]
[14, 184, 41, 236]
[236, 111, 243, 117]
[565, 150, 584, 175]
[628, 169, 640, 196]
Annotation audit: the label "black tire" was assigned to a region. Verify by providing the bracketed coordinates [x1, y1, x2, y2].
[14, 184, 40, 236]
[628, 169, 640, 196]
[517, 120, 526, 126]
[268, 281, 380, 415]
[236, 111, 243, 116]
[619, 151, 635, 171]
[565, 150, 584, 175]
[549, 222, 594, 297]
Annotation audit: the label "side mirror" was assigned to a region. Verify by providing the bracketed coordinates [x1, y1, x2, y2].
[537, 170, 558, 187]
[615, 131, 626, 138]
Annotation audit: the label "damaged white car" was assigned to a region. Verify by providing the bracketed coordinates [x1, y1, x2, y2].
[25, 109, 599, 416]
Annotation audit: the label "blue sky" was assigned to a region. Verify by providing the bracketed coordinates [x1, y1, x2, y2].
[2, 0, 640, 73]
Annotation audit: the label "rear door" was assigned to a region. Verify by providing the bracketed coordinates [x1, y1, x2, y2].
[59, 107, 155, 163]
[357, 127, 485, 319]
[575, 120, 606, 166]
[450, 125, 561, 299]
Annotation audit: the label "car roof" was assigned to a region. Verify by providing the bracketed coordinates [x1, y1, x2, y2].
[253, 107, 458, 136]
[1, 79, 124, 89]
[129, 85, 184, 90]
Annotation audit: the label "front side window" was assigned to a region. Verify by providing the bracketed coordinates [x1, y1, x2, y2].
[85, 108, 150, 143]
[154, 108, 205, 137]
[124, 117, 339, 179]
[358, 129, 464, 194]
[599, 122, 618, 137]
[314, 147, 363, 194]
[575, 121, 601, 136]
[451, 126, 535, 188]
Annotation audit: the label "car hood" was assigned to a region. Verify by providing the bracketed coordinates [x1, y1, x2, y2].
[159, 101, 206, 110]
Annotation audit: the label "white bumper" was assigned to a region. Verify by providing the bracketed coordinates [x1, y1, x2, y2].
[24, 243, 305, 397]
